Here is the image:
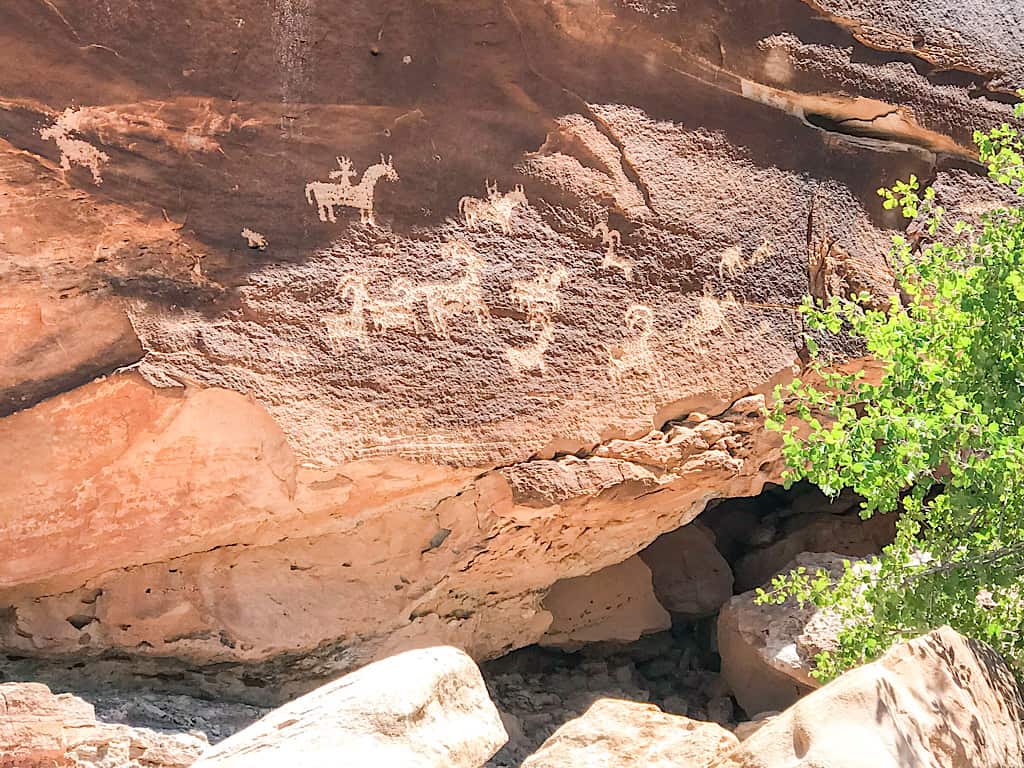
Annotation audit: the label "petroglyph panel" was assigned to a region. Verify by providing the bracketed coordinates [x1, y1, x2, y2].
[305, 155, 399, 226]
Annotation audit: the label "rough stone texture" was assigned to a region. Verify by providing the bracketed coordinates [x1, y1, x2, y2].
[732, 711, 780, 741]
[540, 555, 670, 649]
[733, 508, 893, 592]
[711, 627, 1024, 768]
[484, 628, 735, 766]
[640, 522, 734, 617]
[192, 646, 507, 768]
[0, 0, 1022, 702]
[718, 552, 850, 716]
[520, 698, 738, 768]
[0, 682, 206, 768]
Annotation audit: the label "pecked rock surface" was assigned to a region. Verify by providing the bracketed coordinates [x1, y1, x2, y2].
[0, 0, 1022, 702]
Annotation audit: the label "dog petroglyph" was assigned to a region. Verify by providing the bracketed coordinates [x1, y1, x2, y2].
[509, 265, 569, 325]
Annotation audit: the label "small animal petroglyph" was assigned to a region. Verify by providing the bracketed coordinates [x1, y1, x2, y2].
[241, 228, 268, 250]
[412, 240, 492, 338]
[718, 240, 772, 279]
[608, 304, 658, 382]
[305, 155, 398, 226]
[592, 221, 634, 281]
[506, 321, 555, 374]
[509, 265, 569, 324]
[40, 108, 110, 185]
[458, 182, 527, 234]
[685, 284, 733, 338]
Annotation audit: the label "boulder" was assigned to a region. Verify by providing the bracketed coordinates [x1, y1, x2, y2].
[640, 522, 734, 617]
[711, 626, 1024, 768]
[734, 511, 893, 592]
[0, 681, 205, 768]
[192, 646, 507, 768]
[718, 552, 849, 715]
[521, 698, 738, 768]
[540, 556, 671, 649]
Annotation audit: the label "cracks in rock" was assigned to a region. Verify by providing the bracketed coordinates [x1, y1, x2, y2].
[795, 0, 1021, 102]
[500, 0, 656, 218]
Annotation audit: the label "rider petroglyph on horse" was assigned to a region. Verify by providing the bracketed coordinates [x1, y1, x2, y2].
[305, 155, 398, 226]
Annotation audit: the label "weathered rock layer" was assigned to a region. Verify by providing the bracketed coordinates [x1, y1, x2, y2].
[0, 0, 1021, 703]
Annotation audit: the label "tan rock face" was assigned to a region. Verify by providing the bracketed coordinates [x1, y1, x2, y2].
[540, 555, 671, 649]
[521, 698, 739, 768]
[192, 646, 507, 768]
[712, 627, 1024, 768]
[718, 552, 851, 715]
[640, 522, 734, 618]
[0, 682, 206, 768]
[0, 380, 782, 703]
[0, 0, 1019, 702]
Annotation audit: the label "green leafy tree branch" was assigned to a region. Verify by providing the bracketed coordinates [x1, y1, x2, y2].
[760, 102, 1024, 681]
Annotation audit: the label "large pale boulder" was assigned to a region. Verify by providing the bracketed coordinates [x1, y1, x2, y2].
[711, 626, 1024, 768]
[521, 698, 738, 768]
[540, 555, 671, 649]
[640, 522, 734, 617]
[718, 553, 848, 715]
[192, 646, 507, 768]
[0, 681, 206, 768]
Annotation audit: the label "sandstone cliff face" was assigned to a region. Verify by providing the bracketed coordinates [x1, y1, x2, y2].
[0, 0, 1020, 703]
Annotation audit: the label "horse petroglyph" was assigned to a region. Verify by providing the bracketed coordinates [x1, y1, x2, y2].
[40, 108, 110, 185]
[592, 221, 634, 281]
[509, 265, 569, 325]
[506, 321, 556, 374]
[608, 304, 658, 382]
[305, 155, 398, 226]
[413, 239, 492, 338]
[459, 181, 527, 234]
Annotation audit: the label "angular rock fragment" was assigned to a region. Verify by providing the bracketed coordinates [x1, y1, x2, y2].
[521, 698, 738, 768]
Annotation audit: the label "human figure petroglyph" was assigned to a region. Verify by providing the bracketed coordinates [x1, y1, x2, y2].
[458, 181, 527, 234]
[506, 320, 556, 374]
[323, 275, 371, 349]
[509, 265, 569, 325]
[608, 304, 658, 382]
[305, 155, 398, 226]
[411, 239, 491, 339]
[40, 108, 110, 185]
[718, 239, 772, 279]
[592, 221, 634, 281]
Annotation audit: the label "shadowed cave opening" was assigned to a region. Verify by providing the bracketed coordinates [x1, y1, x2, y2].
[481, 481, 893, 767]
